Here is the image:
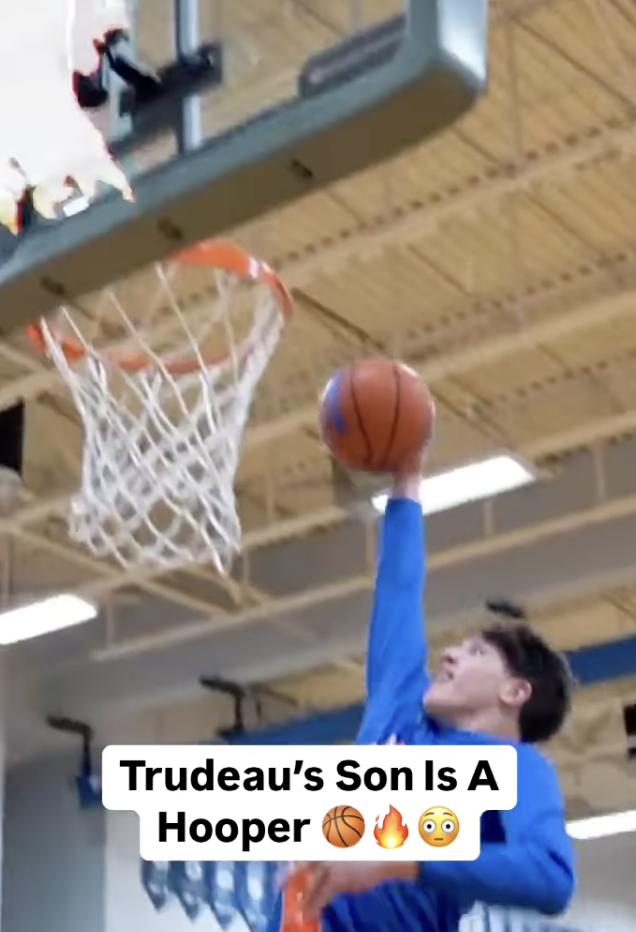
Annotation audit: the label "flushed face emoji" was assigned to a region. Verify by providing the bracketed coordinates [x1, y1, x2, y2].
[418, 807, 460, 848]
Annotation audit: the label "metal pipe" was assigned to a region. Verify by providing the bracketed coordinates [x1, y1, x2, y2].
[175, 0, 203, 152]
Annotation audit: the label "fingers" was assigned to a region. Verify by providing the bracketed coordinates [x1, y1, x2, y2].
[303, 865, 333, 920]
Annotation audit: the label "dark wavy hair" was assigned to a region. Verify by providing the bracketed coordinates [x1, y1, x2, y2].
[482, 600, 574, 744]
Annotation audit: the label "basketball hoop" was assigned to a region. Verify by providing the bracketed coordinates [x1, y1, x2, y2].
[27, 239, 293, 575]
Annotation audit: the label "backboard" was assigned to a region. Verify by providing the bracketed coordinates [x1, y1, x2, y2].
[0, 0, 488, 332]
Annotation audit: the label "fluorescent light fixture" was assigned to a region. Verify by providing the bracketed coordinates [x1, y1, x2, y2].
[567, 810, 636, 841]
[372, 454, 536, 516]
[0, 594, 97, 645]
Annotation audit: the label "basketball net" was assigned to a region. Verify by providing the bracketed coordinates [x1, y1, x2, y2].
[0, 0, 132, 232]
[27, 241, 293, 576]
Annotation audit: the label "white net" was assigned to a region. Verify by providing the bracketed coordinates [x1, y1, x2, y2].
[35, 244, 289, 575]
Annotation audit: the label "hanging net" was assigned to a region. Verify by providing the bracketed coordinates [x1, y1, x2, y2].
[27, 240, 292, 576]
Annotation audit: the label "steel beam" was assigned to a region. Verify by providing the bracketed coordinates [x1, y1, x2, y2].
[34, 436, 636, 716]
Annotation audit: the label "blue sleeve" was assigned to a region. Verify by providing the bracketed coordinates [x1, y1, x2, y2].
[356, 498, 429, 745]
[421, 750, 575, 915]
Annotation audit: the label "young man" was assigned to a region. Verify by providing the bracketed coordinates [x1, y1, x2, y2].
[299, 463, 576, 930]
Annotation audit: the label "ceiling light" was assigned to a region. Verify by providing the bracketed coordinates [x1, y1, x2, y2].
[0, 594, 97, 645]
[371, 454, 536, 516]
[567, 810, 636, 841]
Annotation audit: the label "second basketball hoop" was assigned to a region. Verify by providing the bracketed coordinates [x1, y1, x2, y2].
[27, 240, 292, 576]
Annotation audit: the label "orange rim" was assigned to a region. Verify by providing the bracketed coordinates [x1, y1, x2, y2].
[25, 239, 293, 375]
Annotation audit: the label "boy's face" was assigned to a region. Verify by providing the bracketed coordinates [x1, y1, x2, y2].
[423, 636, 531, 725]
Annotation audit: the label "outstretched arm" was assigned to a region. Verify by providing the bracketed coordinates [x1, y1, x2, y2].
[356, 470, 429, 745]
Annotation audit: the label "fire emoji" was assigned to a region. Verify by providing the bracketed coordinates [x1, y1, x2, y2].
[374, 805, 409, 849]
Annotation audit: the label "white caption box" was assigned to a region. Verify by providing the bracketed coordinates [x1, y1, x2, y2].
[102, 744, 517, 861]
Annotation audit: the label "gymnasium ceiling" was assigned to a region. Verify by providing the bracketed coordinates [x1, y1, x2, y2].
[2, 0, 636, 815]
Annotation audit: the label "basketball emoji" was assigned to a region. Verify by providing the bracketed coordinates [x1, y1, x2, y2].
[322, 805, 366, 848]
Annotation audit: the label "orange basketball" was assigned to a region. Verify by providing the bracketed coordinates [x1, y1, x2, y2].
[319, 359, 435, 473]
[322, 805, 366, 848]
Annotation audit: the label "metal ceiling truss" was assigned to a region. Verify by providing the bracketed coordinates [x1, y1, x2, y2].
[22, 432, 636, 675]
[0, 269, 636, 588]
[0, 114, 634, 413]
[4, 254, 636, 617]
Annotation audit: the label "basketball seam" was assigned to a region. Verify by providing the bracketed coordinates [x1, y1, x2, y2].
[341, 812, 364, 837]
[342, 806, 363, 822]
[323, 807, 363, 818]
[348, 366, 372, 467]
[333, 806, 348, 847]
[381, 362, 402, 470]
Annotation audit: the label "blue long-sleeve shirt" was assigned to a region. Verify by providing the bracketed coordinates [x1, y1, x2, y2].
[321, 498, 576, 932]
